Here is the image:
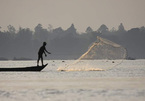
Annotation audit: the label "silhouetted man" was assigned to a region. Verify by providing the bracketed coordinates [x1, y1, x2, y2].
[37, 42, 51, 66]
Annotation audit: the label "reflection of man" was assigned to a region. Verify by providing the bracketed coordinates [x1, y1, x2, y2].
[37, 42, 51, 66]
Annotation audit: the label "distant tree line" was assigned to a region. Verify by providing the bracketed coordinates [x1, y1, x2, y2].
[0, 23, 145, 60]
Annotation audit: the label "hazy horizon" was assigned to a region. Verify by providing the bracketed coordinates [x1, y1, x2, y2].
[0, 0, 145, 32]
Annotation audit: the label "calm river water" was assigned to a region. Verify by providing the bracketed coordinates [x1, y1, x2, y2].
[0, 60, 145, 101]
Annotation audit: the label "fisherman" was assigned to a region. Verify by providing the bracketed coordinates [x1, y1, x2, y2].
[37, 42, 51, 66]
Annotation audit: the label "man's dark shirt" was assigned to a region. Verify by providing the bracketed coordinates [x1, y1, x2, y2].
[38, 46, 46, 55]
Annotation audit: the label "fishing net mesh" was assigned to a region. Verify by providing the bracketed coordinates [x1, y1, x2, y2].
[57, 36, 127, 71]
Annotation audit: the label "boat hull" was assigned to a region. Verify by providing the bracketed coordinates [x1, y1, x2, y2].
[0, 64, 48, 72]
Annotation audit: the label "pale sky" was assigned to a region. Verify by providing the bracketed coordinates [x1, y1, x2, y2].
[0, 0, 145, 32]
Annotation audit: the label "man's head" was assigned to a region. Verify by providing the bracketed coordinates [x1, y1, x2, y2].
[43, 42, 47, 46]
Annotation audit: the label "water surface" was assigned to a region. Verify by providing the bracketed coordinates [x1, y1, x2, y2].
[0, 60, 145, 101]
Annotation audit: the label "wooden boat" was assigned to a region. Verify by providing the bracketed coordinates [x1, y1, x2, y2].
[0, 64, 48, 72]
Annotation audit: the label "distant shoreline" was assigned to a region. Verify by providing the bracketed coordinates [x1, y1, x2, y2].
[0, 57, 33, 61]
[0, 57, 8, 61]
[0, 57, 145, 61]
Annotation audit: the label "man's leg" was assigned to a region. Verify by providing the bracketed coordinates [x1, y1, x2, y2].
[37, 55, 40, 66]
[40, 56, 44, 66]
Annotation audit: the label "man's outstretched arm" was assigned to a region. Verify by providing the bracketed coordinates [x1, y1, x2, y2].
[45, 49, 51, 54]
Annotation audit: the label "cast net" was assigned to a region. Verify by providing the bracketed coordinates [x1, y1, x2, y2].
[57, 36, 127, 71]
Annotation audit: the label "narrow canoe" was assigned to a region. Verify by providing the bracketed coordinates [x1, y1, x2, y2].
[0, 64, 48, 72]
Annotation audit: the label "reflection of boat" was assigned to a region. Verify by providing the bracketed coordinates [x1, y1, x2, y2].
[0, 64, 48, 72]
